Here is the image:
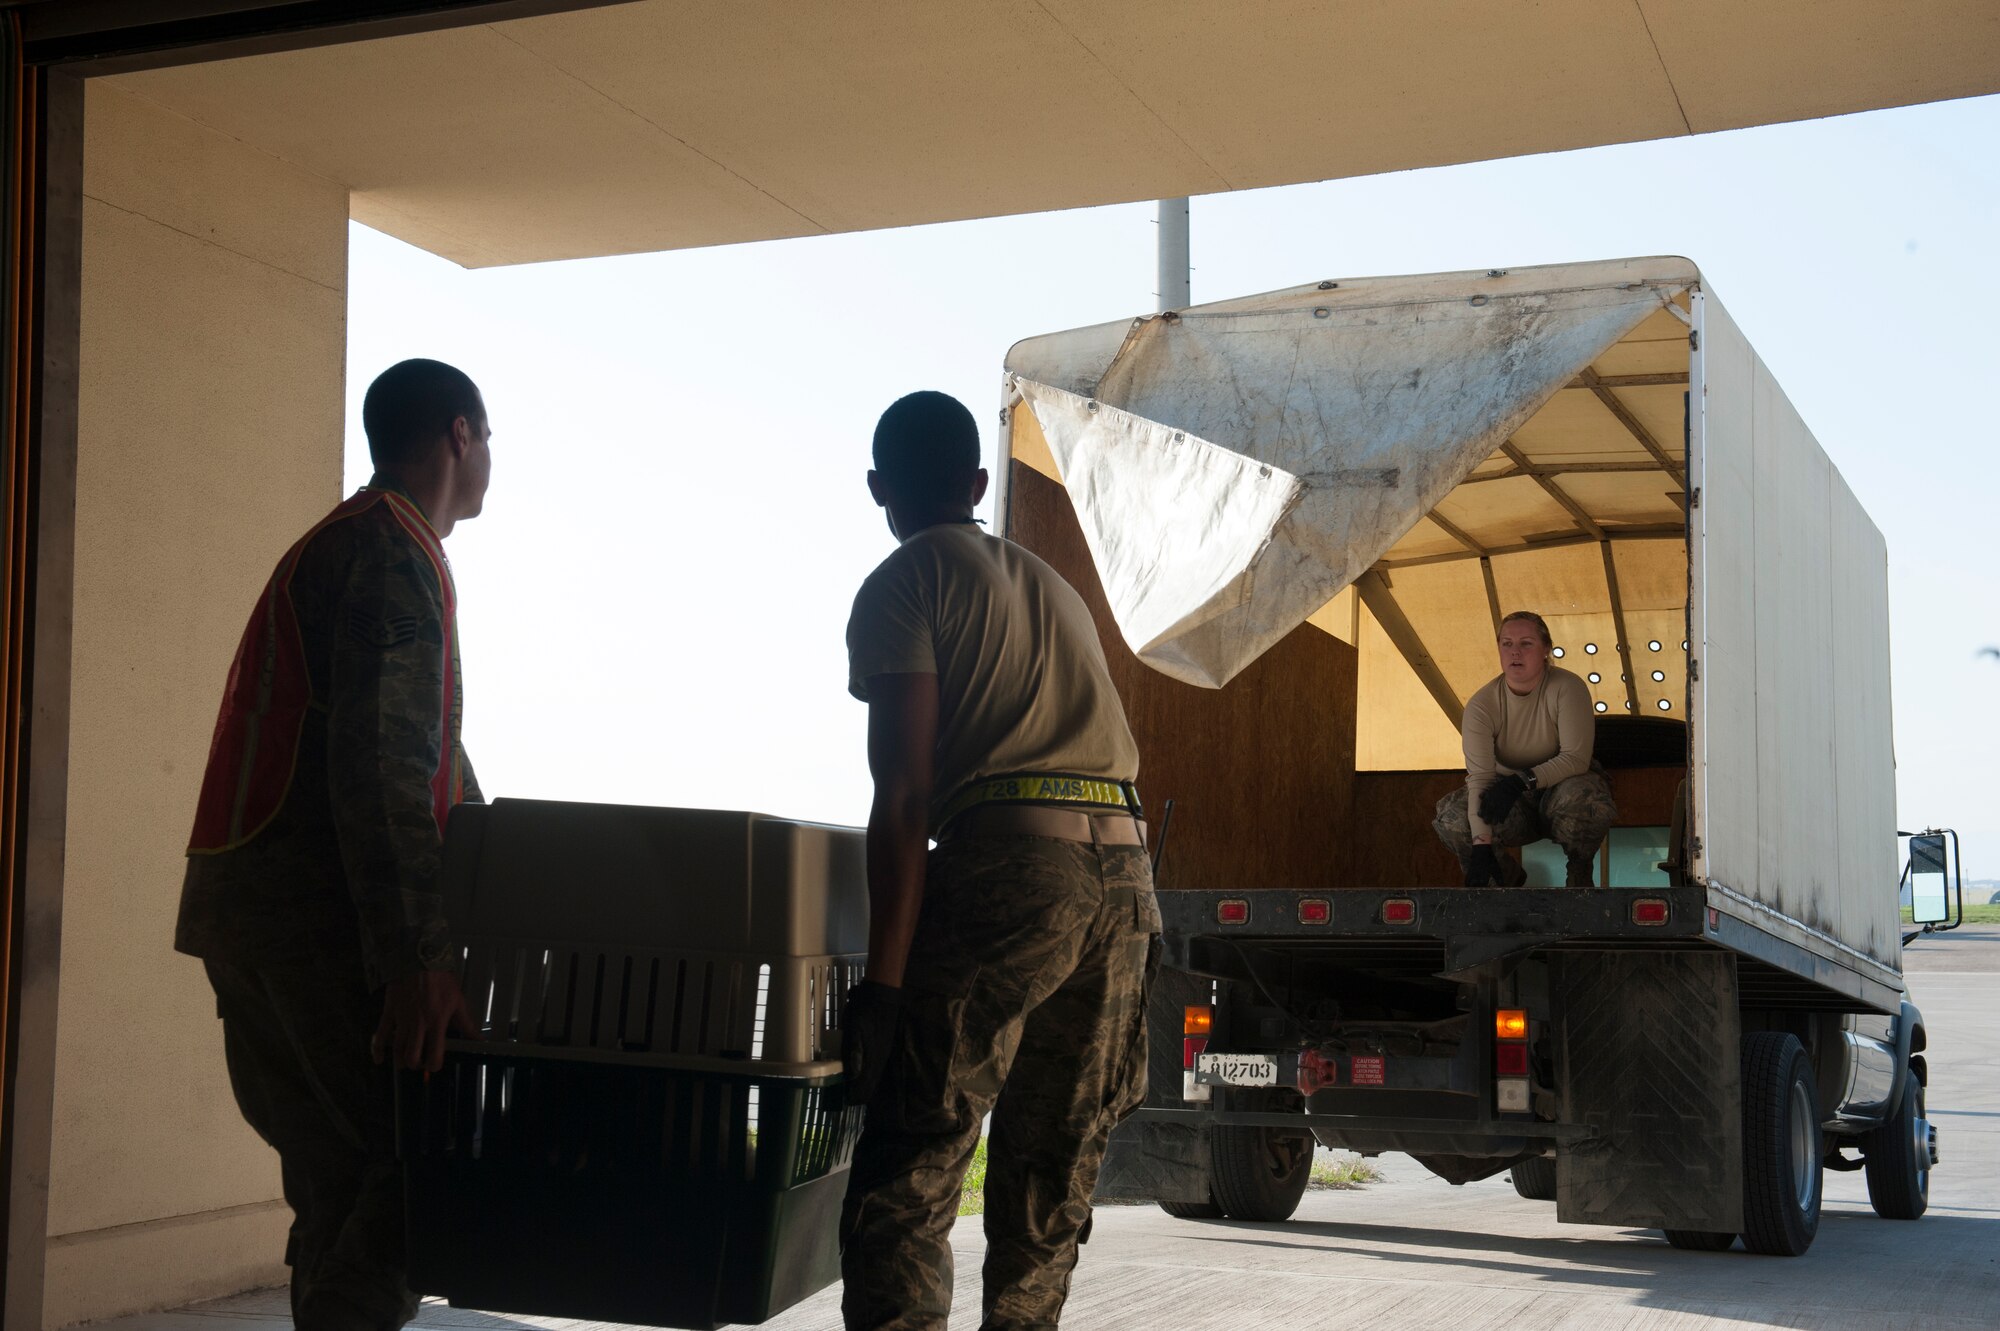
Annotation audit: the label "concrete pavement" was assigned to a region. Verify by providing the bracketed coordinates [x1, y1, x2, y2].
[113, 929, 1996, 1331]
[1904, 926, 1999, 973]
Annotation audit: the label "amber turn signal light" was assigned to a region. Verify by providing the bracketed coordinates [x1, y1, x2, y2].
[1495, 1009, 1528, 1041]
[1184, 1005, 1213, 1036]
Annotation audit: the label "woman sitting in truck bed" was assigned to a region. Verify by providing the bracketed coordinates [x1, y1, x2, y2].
[1432, 610, 1616, 887]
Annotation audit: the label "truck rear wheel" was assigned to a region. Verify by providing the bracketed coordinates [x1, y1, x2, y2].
[1207, 1124, 1312, 1222]
[1862, 1066, 1931, 1219]
[1158, 1192, 1224, 1220]
[1662, 1229, 1737, 1251]
[1509, 1156, 1556, 1201]
[1739, 1032, 1822, 1256]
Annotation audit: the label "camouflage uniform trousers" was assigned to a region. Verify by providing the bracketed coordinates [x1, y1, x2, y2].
[840, 831, 1160, 1331]
[204, 953, 418, 1331]
[1432, 760, 1617, 871]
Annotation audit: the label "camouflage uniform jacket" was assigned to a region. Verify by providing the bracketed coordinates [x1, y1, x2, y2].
[177, 482, 479, 985]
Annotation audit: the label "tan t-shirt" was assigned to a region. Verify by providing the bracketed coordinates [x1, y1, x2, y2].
[1461, 666, 1596, 839]
[846, 523, 1140, 834]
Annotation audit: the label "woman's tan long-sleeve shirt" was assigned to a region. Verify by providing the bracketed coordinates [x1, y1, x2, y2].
[1461, 666, 1596, 840]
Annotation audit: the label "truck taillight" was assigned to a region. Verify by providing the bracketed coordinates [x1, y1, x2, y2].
[1381, 898, 1416, 924]
[1298, 898, 1331, 925]
[1495, 1006, 1531, 1112]
[1632, 898, 1670, 925]
[1217, 899, 1249, 925]
[1182, 1015, 1213, 1102]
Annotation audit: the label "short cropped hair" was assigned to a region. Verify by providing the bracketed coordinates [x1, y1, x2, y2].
[362, 359, 483, 470]
[1498, 610, 1553, 646]
[872, 391, 980, 504]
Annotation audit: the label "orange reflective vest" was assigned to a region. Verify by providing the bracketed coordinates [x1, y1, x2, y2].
[187, 487, 462, 853]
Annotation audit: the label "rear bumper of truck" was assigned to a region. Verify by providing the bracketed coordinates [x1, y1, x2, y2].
[1117, 919, 1752, 1227]
[1140, 890, 1687, 1161]
[1159, 884, 1901, 1013]
[1160, 884, 1704, 976]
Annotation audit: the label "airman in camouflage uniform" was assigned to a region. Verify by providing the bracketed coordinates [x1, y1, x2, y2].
[177, 359, 492, 1331]
[841, 835, 1157, 1329]
[1433, 609, 1617, 887]
[841, 391, 1156, 1331]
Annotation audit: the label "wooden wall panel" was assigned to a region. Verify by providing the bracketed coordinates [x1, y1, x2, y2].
[1006, 463, 1357, 891]
[1350, 771, 1465, 888]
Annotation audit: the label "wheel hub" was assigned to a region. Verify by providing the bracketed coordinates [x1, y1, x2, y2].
[1914, 1111, 1937, 1168]
[1910, 1081, 1936, 1213]
[1267, 1132, 1309, 1178]
[1788, 1078, 1817, 1210]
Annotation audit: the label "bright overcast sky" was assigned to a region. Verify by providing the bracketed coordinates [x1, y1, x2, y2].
[345, 93, 2000, 879]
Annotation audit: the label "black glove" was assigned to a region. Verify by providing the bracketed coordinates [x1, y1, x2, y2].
[1464, 843, 1501, 888]
[1477, 773, 1530, 827]
[841, 980, 904, 1108]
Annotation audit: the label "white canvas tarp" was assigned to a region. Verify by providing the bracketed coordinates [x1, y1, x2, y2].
[1005, 260, 1696, 688]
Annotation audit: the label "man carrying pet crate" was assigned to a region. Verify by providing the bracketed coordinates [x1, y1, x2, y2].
[176, 359, 490, 1331]
[839, 389, 1160, 1331]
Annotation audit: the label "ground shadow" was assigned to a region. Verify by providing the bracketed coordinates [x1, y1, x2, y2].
[1175, 1207, 2000, 1316]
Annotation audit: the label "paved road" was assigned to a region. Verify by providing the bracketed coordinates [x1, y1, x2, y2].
[1905, 925, 1999, 972]
[130, 929, 1996, 1331]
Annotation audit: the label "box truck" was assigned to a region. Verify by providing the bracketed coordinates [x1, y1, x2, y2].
[995, 257, 1940, 1255]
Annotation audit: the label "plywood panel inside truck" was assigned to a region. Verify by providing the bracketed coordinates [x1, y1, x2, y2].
[1006, 464, 1356, 891]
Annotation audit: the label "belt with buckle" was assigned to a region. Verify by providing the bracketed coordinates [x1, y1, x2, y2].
[938, 773, 1141, 826]
[940, 803, 1147, 848]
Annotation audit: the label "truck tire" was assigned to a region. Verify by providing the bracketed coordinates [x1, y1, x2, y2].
[1662, 1229, 1737, 1251]
[1862, 1065, 1931, 1219]
[1158, 1192, 1224, 1220]
[1509, 1156, 1557, 1201]
[1739, 1032, 1822, 1256]
[1207, 1124, 1312, 1222]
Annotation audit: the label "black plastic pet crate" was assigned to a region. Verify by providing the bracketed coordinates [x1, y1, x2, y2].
[400, 798, 868, 1328]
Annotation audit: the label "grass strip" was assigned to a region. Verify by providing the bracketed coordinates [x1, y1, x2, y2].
[959, 1141, 1384, 1215]
[958, 1137, 989, 1217]
[1309, 1153, 1382, 1189]
[1902, 903, 2000, 925]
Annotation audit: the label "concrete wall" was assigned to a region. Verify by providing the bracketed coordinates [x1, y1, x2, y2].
[43, 84, 348, 1327]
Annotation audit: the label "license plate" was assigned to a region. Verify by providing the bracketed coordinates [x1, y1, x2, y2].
[1195, 1053, 1278, 1087]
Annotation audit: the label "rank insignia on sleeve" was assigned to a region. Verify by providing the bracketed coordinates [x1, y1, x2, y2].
[346, 608, 422, 649]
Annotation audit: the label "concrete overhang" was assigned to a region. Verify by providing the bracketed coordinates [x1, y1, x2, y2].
[103, 0, 2000, 267]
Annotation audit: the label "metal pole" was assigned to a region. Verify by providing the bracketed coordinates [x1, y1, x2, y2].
[1156, 197, 1189, 312]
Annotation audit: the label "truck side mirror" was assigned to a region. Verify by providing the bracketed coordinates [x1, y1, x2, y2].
[1907, 833, 1953, 926]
